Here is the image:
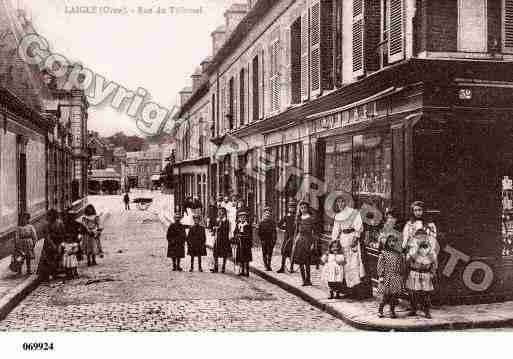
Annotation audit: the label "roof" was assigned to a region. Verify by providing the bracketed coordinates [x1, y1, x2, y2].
[227, 3, 248, 13]
[207, 0, 273, 76]
[0, 0, 46, 112]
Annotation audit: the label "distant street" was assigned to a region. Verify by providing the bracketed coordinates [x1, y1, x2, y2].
[0, 195, 353, 331]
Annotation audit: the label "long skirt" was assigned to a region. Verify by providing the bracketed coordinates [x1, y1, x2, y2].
[213, 237, 232, 258]
[341, 245, 365, 288]
[292, 234, 314, 265]
[82, 235, 100, 256]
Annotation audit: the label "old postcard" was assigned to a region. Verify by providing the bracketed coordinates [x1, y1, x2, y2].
[0, 0, 511, 356]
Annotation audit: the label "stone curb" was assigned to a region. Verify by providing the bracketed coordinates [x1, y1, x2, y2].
[160, 213, 513, 332]
[0, 274, 41, 321]
[0, 210, 111, 322]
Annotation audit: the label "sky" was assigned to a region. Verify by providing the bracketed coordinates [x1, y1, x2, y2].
[15, 0, 239, 136]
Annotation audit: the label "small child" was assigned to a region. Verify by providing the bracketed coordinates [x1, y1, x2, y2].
[377, 234, 405, 318]
[321, 240, 345, 299]
[60, 236, 80, 280]
[406, 229, 437, 319]
[186, 214, 207, 272]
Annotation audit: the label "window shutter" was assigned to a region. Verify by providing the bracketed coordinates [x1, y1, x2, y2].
[504, 0, 513, 52]
[283, 27, 291, 109]
[270, 39, 281, 112]
[320, 0, 334, 91]
[352, 0, 364, 76]
[310, 1, 321, 96]
[291, 17, 302, 104]
[388, 0, 404, 63]
[300, 10, 310, 101]
[252, 55, 259, 122]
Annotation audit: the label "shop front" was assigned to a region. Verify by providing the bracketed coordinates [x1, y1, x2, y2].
[312, 80, 513, 304]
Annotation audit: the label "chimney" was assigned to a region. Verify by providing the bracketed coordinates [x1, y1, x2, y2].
[191, 67, 203, 92]
[200, 57, 212, 74]
[211, 25, 226, 55]
[178, 87, 192, 107]
[224, 3, 248, 35]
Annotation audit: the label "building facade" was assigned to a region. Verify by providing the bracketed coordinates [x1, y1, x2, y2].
[126, 145, 164, 190]
[175, 0, 513, 303]
[0, 1, 88, 253]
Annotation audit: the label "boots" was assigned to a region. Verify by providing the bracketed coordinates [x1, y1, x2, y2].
[221, 258, 226, 273]
[304, 265, 312, 286]
[390, 300, 397, 319]
[244, 263, 250, 277]
[277, 257, 286, 273]
[423, 293, 432, 319]
[198, 257, 203, 272]
[211, 258, 219, 272]
[300, 265, 307, 286]
[378, 302, 385, 318]
[172, 258, 177, 271]
[189, 256, 194, 272]
[289, 260, 295, 273]
[176, 259, 183, 271]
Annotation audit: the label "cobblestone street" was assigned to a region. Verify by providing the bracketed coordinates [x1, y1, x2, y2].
[0, 197, 353, 331]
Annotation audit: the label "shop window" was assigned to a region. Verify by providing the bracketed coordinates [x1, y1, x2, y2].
[323, 138, 353, 233]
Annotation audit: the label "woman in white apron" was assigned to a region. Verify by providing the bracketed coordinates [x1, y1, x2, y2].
[331, 194, 365, 297]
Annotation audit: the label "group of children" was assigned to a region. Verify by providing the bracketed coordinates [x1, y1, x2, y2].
[28, 205, 104, 281]
[321, 202, 439, 319]
[166, 206, 254, 276]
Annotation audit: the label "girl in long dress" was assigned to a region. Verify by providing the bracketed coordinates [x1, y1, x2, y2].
[292, 201, 317, 286]
[331, 195, 365, 297]
[321, 240, 345, 298]
[13, 213, 38, 275]
[211, 207, 232, 273]
[402, 200, 439, 256]
[82, 205, 103, 266]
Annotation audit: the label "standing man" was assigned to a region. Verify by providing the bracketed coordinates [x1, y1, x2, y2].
[186, 214, 207, 272]
[257, 206, 277, 271]
[123, 192, 130, 211]
[277, 200, 297, 273]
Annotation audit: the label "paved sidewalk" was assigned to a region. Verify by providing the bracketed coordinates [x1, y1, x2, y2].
[158, 209, 513, 331]
[0, 211, 110, 321]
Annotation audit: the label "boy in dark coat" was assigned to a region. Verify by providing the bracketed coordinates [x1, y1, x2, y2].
[277, 200, 297, 273]
[233, 210, 252, 277]
[211, 207, 231, 273]
[186, 214, 207, 272]
[167, 213, 187, 271]
[257, 206, 276, 271]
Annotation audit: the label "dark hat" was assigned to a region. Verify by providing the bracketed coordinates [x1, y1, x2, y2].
[84, 204, 97, 217]
[237, 209, 248, 217]
[411, 201, 425, 210]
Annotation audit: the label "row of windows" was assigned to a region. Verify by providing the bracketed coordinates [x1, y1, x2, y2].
[205, 0, 513, 141]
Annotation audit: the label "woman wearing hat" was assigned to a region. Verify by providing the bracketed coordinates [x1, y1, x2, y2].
[233, 209, 252, 276]
[402, 201, 439, 256]
[292, 200, 318, 286]
[277, 200, 297, 273]
[167, 213, 187, 271]
[81, 205, 103, 266]
[211, 207, 231, 273]
[257, 206, 277, 271]
[331, 193, 366, 297]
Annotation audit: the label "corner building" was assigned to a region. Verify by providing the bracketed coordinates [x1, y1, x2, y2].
[176, 0, 513, 303]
